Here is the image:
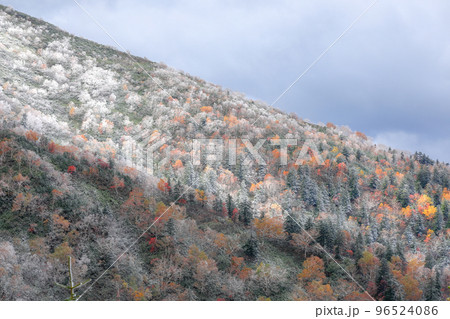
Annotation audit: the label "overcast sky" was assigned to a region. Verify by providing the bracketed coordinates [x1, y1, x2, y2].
[2, 0, 450, 162]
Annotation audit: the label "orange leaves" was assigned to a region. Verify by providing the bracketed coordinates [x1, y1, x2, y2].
[69, 106, 76, 117]
[214, 233, 228, 250]
[249, 181, 262, 192]
[254, 216, 284, 240]
[417, 194, 432, 207]
[157, 179, 170, 192]
[416, 194, 436, 220]
[52, 189, 64, 198]
[270, 134, 280, 141]
[195, 189, 207, 203]
[375, 213, 384, 223]
[48, 141, 56, 153]
[214, 233, 235, 256]
[200, 106, 213, 113]
[25, 130, 39, 142]
[442, 188, 450, 201]
[326, 122, 336, 129]
[0, 138, 11, 156]
[355, 131, 368, 140]
[375, 166, 385, 178]
[123, 188, 146, 208]
[230, 256, 251, 280]
[305, 280, 335, 301]
[272, 148, 280, 159]
[217, 170, 237, 187]
[424, 229, 435, 243]
[297, 256, 335, 300]
[378, 202, 392, 211]
[298, 256, 326, 282]
[402, 194, 436, 220]
[399, 274, 423, 300]
[110, 176, 125, 189]
[13, 173, 29, 183]
[133, 289, 146, 301]
[52, 214, 70, 231]
[422, 205, 437, 220]
[401, 206, 412, 218]
[406, 257, 424, 278]
[122, 166, 138, 179]
[48, 141, 78, 155]
[74, 134, 88, 143]
[159, 144, 168, 151]
[11, 192, 33, 212]
[337, 162, 347, 172]
[224, 114, 238, 126]
[173, 115, 185, 124]
[172, 159, 183, 169]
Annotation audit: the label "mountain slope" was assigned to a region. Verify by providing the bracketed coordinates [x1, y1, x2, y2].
[0, 5, 449, 301]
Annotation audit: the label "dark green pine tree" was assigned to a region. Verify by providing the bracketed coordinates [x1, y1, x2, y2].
[239, 200, 253, 226]
[334, 230, 344, 260]
[317, 219, 336, 250]
[226, 194, 235, 220]
[414, 214, 426, 237]
[376, 257, 395, 301]
[396, 183, 410, 208]
[257, 164, 267, 181]
[417, 165, 431, 189]
[425, 250, 434, 269]
[302, 175, 319, 207]
[286, 170, 296, 189]
[385, 244, 394, 263]
[304, 217, 314, 230]
[164, 217, 175, 236]
[441, 200, 449, 224]
[425, 270, 442, 301]
[348, 171, 360, 200]
[284, 213, 301, 240]
[342, 146, 350, 160]
[369, 174, 380, 190]
[171, 182, 183, 202]
[286, 170, 301, 194]
[213, 197, 223, 214]
[243, 233, 259, 260]
[355, 149, 362, 161]
[340, 188, 352, 217]
[434, 211, 444, 232]
[353, 232, 365, 261]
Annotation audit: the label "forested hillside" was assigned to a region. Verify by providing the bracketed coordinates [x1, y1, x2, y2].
[0, 5, 448, 301]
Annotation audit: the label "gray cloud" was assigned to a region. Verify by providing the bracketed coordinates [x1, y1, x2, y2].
[2, 0, 450, 161]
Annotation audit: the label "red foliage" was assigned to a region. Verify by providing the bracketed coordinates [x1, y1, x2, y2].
[97, 158, 110, 169]
[231, 208, 239, 222]
[48, 141, 56, 153]
[67, 165, 76, 174]
[157, 179, 171, 192]
[148, 237, 157, 252]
